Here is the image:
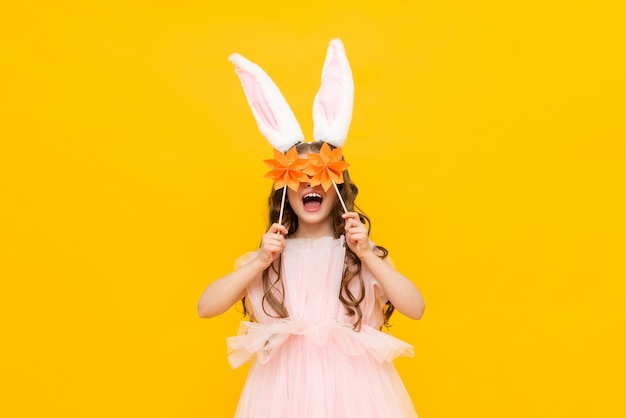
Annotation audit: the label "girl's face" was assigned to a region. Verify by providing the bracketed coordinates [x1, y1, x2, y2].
[287, 180, 338, 229]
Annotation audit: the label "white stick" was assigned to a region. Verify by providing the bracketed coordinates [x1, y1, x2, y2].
[332, 180, 348, 213]
[278, 186, 287, 225]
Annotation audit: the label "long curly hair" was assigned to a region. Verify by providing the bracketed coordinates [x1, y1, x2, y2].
[243, 142, 394, 330]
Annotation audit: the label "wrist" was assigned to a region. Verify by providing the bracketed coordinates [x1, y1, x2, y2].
[357, 248, 378, 264]
[250, 251, 271, 271]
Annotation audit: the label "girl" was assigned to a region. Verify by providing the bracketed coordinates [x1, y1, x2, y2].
[198, 40, 425, 418]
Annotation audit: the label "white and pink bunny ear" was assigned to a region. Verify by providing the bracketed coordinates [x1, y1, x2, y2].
[312, 39, 354, 148]
[229, 53, 304, 152]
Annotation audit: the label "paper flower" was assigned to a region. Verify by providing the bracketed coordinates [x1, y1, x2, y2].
[264, 147, 310, 191]
[304, 142, 350, 191]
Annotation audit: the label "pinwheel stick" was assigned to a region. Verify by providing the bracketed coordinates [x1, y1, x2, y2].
[332, 180, 348, 213]
[278, 186, 287, 225]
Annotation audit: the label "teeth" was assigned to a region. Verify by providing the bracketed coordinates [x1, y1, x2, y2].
[304, 193, 322, 199]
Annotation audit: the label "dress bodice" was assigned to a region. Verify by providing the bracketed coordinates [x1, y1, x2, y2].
[241, 235, 387, 329]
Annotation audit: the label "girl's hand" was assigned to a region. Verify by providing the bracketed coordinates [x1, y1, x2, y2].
[343, 212, 373, 259]
[257, 223, 288, 268]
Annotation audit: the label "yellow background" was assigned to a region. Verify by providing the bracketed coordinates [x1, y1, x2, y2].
[1, 1, 625, 417]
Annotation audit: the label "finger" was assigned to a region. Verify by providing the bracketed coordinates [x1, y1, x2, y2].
[264, 241, 285, 254]
[264, 236, 286, 249]
[272, 223, 288, 235]
[351, 216, 364, 227]
[268, 223, 288, 235]
[347, 223, 365, 236]
[341, 212, 359, 224]
[346, 220, 363, 232]
[351, 231, 368, 242]
[266, 245, 283, 255]
[343, 211, 357, 219]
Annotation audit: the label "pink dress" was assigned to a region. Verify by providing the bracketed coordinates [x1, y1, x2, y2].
[227, 236, 418, 418]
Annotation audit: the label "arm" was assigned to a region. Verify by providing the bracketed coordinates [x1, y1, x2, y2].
[343, 212, 425, 320]
[197, 223, 288, 318]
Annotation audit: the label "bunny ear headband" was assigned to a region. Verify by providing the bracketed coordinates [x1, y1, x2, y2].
[229, 39, 353, 224]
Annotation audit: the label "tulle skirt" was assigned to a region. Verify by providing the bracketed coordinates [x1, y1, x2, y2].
[229, 320, 418, 418]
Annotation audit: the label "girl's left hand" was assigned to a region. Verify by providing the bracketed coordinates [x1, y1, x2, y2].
[343, 212, 373, 259]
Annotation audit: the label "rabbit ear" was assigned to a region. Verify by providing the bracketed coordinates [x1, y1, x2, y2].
[312, 39, 354, 148]
[229, 53, 304, 152]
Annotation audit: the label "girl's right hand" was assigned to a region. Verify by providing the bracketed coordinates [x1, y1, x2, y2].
[257, 223, 288, 268]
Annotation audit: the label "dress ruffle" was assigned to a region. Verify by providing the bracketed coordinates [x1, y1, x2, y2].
[228, 318, 414, 369]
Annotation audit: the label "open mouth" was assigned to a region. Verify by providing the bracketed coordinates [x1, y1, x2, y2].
[302, 193, 323, 212]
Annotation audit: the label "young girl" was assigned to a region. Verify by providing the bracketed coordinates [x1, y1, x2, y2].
[198, 40, 425, 418]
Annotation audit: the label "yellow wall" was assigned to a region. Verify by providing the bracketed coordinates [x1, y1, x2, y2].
[1, 1, 624, 417]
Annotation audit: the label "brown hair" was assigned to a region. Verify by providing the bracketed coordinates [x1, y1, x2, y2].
[243, 142, 394, 330]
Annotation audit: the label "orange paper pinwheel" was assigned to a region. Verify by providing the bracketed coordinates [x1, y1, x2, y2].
[264, 147, 310, 191]
[304, 142, 350, 191]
